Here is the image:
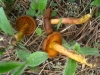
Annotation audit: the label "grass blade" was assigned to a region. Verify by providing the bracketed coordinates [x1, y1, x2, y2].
[57, 18, 62, 30]
[0, 7, 14, 35]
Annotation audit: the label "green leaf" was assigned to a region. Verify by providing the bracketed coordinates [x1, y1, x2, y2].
[17, 43, 28, 50]
[62, 38, 67, 44]
[16, 50, 31, 61]
[97, 12, 100, 20]
[31, 0, 38, 3]
[51, 3, 57, 7]
[68, 0, 75, 3]
[2, 0, 15, 3]
[1, 0, 6, 2]
[77, 47, 99, 56]
[0, 50, 3, 56]
[36, 28, 43, 36]
[52, 10, 57, 17]
[90, 0, 100, 7]
[63, 43, 71, 49]
[63, 58, 77, 75]
[26, 8, 36, 16]
[35, 10, 44, 16]
[29, 66, 39, 71]
[73, 43, 80, 51]
[0, 61, 21, 74]
[30, 2, 38, 10]
[38, 0, 47, 10]
[62, 38, 99, 56]
[0, 7, 14, 35]
[57, 18, 62, 30]
[27, 51, 48, 67]
[62, 38, 76, 50]
[97, 12, 100, 16]
[11, 62, 27, 75]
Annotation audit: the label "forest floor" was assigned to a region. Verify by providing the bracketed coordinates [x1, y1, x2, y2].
[1, 0, 100, 75]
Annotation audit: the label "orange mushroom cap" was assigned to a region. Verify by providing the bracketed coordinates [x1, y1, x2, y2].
[16, 16, 36, 35]
[42, 32, 62, 57]
[43, 8, 53, 34]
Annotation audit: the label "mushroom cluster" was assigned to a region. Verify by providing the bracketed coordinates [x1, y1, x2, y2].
[13, 8, 93, 67]
[42, 8, 94, 67]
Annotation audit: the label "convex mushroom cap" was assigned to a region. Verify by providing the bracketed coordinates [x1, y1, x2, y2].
[42, 32, 62, 57]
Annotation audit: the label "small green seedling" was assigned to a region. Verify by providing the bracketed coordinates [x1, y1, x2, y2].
[36, 28, 43, 36]
[26, 0, 47, 17]
[52, 10, 57, 17]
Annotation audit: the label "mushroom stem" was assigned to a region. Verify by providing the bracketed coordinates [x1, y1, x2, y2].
[43, 18, 53, 34]
[50, 14, 92, 24]
[49, 42, 93, 67]
[14, 24, 29, 41]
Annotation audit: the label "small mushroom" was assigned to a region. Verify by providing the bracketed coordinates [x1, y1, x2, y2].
[42, 32, 62, 57]
[42, 32, 93, 67]
[44, 8, 92, 25]
[14, 16, 36, 41]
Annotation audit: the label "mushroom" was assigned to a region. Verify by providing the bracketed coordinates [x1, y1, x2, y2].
[42, 32, 62, 57]
[44, 8, 92, 25]
[14, 16, 36, 41]
[42, 32, 94, 67]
